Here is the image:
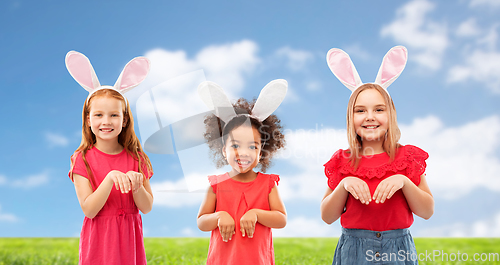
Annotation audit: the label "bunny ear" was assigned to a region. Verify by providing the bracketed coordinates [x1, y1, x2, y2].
[197, 81, 237, 123]
[374, 46, 408, 89]
[113, 57, 150, 94]
[326, 48, 363, 92]
[251, 79, 288, 122]
[65, 51, 101, 92]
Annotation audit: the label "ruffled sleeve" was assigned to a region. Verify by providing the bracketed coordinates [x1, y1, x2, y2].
[324, 149, 346, 190]
[403, 145, 429, 186]
[268, 174, 280, 193]
[208, 175, 218, 194]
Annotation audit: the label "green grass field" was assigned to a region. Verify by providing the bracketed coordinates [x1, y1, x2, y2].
[0, 238, 498, 264]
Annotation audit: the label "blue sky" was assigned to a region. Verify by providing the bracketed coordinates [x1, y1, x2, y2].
[0, 0, 499, 238]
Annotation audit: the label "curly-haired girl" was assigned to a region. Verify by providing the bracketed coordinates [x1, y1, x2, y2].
[197, 80, 288, 265]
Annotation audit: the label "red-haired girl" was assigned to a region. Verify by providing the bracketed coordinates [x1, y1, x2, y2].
[66, 51, 153, 265]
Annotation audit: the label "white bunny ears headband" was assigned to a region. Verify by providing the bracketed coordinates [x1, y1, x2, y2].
[197, 79, 288, 126]
[326, 45, 408, 97]
[65, 51, 150, 106]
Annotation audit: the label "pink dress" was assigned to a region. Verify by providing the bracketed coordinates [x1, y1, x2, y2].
[69, 147, 152, 265]
[207, 172, 279, 265]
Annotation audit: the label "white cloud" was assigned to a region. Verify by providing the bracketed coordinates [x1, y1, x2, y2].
[456, 18, 481, 37]
[44, 132, 69, 148]
[150, 176, 206, 208]
[275, 46, 314, 72]
[380, 0, 448, 70]
[134, 40, 261, 144]
[447, 49, 500, 93]
[419, 211, 500, 237]
[276, 115, 500, 201]
[197, 40, 260, 89]
[399, 115, 500, 199]
[275, 126, 348, 202]
[143, 39, 259, 95]
[477, 25, 499, 50]
[469, 0, 500, 8]
[447, 17, 500, 93]
[0, 204, 19, 223]
[0, 172, 49, 189]
[273, 216, 340, 237]
[10, 173, 49, 189]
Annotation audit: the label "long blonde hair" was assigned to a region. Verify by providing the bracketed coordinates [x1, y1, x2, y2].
[69, 89, 153, 188]
[346, 84, 400, 170]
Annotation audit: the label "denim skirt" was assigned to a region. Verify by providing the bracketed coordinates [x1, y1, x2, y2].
[332, 228, 418, 265]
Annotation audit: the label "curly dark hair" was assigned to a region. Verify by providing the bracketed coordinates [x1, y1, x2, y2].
[203, 98, 286, 172]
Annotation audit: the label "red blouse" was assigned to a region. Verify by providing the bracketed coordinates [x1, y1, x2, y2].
[324, 145, 428, 231]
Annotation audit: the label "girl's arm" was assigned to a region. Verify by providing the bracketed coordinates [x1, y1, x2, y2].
[372, 174, 434, 219]
[131, 176, 154, 214]
[320, 177, 371, 225]
[239, 185, 287, 238]
[73, 170, 130, 219]
[197, 186, 235, 242]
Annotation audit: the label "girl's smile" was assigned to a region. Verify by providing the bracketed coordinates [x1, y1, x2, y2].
[87, 96, 126, 149]
[353, 89, 389, 144]
[223, 124, 262, 179]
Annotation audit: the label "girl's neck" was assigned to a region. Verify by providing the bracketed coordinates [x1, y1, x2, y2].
[228, 170, 258, 182]
[94, 140, 124, 155]
[361, 140, 385, 156]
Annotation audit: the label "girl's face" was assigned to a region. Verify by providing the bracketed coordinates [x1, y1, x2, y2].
[223, 125, 262, 175]
[353, 88, 389, 143]
[87, 96, 126, 145]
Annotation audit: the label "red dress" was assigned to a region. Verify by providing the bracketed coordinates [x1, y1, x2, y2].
[207, 172, 279, 265]
[324, 145, 428, 231]
[69, 147, 152, 265]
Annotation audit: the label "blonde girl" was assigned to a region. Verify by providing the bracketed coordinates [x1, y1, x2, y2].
[321, 46, 434, 265]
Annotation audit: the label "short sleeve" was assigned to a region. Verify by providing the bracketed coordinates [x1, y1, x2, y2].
[268, 174, 280, 193]
[404, 145, 429, 186]
[68, 151, 90, 182]
[208, 175, 218, 194]
[324, 150, 344, 190]
[139, 155, 153, 179]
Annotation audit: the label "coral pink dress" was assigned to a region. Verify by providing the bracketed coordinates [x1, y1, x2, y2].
[69, 147, 152, 265]
[207, 172, 279, 265]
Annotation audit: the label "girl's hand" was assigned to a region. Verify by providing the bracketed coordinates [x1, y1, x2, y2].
[126, 171, 144, 193]
[240, 209, 257, 238]
[342, 177, 371, 205]
[217, 211, 235, 242]
[373, 174, 407, 203]
[106, 170, 131, 193]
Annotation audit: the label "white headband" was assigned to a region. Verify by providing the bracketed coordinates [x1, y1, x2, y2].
[197, 79, 288, 125]
[65, 51, 150, 106]
[326, 45, 408, 97]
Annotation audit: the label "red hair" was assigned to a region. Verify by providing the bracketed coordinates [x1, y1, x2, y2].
[69, 89, 152, 188]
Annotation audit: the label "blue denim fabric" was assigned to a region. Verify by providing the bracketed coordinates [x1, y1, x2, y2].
[332, 228, 418, 265]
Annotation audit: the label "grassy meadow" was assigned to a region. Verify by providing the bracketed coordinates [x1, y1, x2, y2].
[0, 237, 498, 264]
